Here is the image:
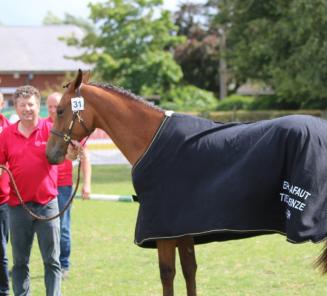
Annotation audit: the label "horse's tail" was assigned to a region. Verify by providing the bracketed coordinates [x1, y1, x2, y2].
[315, 241, 327, 274]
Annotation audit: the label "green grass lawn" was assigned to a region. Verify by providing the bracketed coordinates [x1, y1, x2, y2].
[85, 164, 135, 196]
[7, 165, 327, 295]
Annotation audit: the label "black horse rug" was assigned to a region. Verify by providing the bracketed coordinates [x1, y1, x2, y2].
[132, 113, 327, 248]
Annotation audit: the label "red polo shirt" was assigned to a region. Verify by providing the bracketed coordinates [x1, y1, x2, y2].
[45, 117, 73, 186]
[0, 114, 10, 205]
[0, 119, 58, 206]
[57, 159, 73, 186]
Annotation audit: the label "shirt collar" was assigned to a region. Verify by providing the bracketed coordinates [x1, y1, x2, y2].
[14, 118, 42, 136]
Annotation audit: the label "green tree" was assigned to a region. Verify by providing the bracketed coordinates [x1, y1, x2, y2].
[211, 0, 327, 108]
[62, 0, 184, 97]
[173, 2, 221, 95]
[44, 1, 218, 110]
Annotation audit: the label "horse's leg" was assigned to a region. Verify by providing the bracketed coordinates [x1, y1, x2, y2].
[177, 236, 197, 296]
[157, 239, 177, 296]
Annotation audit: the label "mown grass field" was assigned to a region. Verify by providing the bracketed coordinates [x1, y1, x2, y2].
[7, 165, 327, 295]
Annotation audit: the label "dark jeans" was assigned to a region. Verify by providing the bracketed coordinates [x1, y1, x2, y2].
[57, 186, 72, 270]
[0, 203, 9, 296]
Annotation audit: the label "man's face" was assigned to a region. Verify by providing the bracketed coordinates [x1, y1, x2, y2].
[47, 95, 60, 121]
[15, 95, 40, 122]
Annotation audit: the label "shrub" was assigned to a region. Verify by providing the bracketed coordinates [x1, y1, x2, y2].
[250, 95, 301, 110]
[300, 98, 327, 109]
[216, 95, 306, 111]
[161, 85, 217, 111]
[216, 95, 254, 111]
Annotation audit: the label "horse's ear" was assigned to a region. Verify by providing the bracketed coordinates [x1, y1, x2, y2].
[82, 70, 91, 84]
[70, 69, 83, 91]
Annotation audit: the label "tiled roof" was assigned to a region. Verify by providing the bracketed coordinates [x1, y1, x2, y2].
[0, 25, 91, 72]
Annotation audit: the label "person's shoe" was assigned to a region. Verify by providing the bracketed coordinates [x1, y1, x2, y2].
[61, 268, 69, 280]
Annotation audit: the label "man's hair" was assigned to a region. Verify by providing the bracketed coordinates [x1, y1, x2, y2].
[13, 85, 41, 105]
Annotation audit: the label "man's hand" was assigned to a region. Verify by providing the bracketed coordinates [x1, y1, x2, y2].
[81, 184, 91, 200]
[66, 140, 84, 161]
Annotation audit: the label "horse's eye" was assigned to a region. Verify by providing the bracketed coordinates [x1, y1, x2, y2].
[57, 108, 64, 117]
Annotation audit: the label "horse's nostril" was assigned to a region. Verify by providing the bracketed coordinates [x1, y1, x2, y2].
[46, 154, 57, 164]
[46, 150, 63, 164]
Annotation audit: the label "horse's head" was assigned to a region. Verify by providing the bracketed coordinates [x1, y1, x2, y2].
[46, 69, 93, 164]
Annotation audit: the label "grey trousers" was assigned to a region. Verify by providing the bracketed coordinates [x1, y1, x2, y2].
[9, 199, 61, 296]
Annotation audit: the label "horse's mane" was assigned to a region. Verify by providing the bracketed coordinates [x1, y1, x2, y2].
[89, 82, 164, 112]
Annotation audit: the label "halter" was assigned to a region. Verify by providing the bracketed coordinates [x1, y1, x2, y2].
[51, 86, 93, 146]
[51, 111, 92, 146]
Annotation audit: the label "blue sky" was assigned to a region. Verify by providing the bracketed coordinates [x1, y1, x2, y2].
[0, 0, 203, 26]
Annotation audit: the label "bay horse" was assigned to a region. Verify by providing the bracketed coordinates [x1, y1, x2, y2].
[46, 70, 327, 296]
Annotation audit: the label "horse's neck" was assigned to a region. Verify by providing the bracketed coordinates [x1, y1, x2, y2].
[84, 85, 165, 165]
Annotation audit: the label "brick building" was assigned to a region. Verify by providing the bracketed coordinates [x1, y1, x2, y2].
[0, 25, 91, 106]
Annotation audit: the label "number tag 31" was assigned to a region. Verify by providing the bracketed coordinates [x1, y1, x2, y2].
[71, 97, 85, 112]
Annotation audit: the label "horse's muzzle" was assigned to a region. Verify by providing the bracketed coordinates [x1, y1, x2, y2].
[46, 150, 65, 164]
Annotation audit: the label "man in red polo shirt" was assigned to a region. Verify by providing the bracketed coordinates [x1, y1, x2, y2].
[0, 92, 10, 296]
[0, 86, 81, 296]
[46, 92, 92, 279]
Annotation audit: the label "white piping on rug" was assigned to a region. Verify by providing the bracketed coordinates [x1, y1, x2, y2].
[132, 110, 174, 172]
[134, 228, 289, 246]
[135, 228, 327, 246]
